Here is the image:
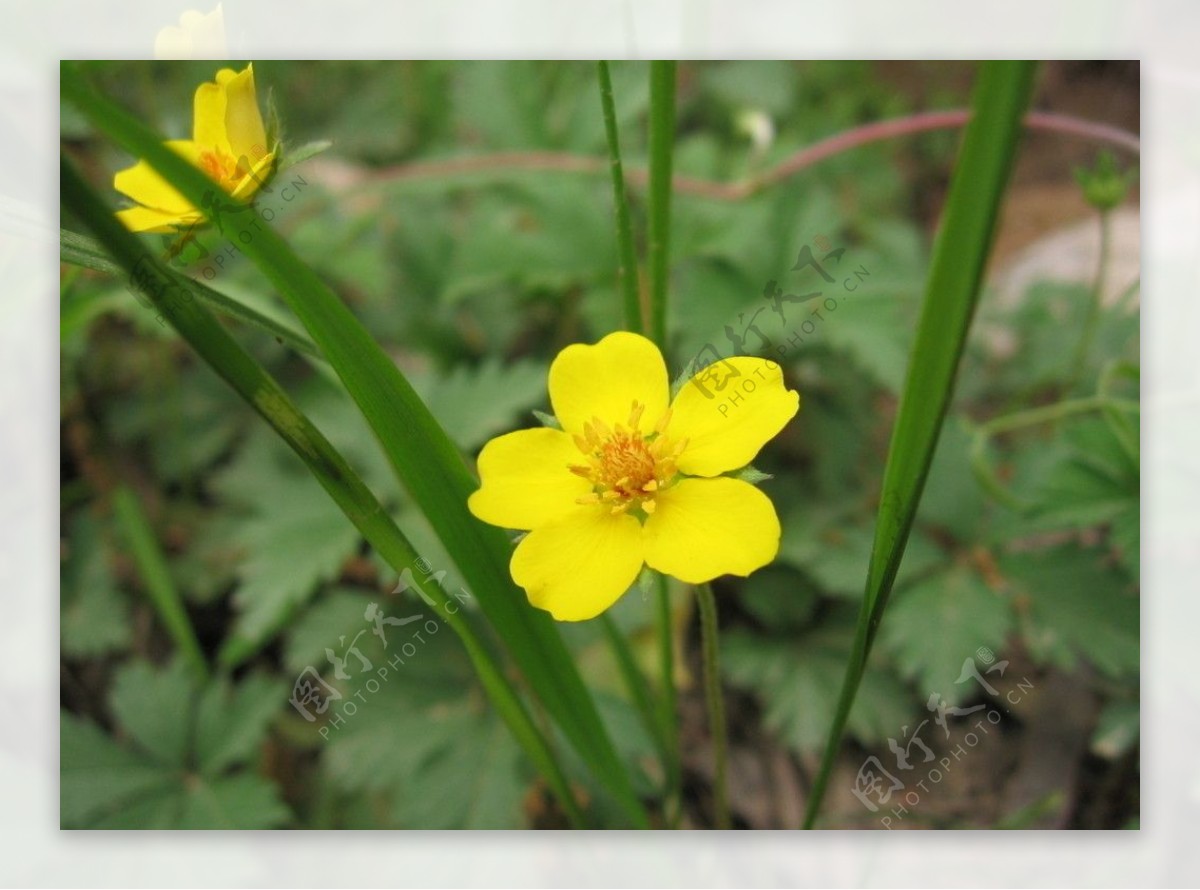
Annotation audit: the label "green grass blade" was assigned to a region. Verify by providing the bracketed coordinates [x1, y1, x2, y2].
[61, 156, 587, 829]
[801, 60, 1037, 828]
[110, 485, 208, 683]
[61, 66, 647, 827]
[596, 60, 643, 335]
[599, 614, 669, 767]
[61, 228, 322, 360]
[646, 60, 677, 352]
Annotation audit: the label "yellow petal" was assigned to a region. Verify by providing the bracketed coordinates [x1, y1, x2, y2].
[643, 477, 781, 583]
[216, 64, 268, 163]
[549, 331, 669, 436]
[511, 506, 644, 621]
[468, 428, 593, 531]
[113, 140, 203, 214]
[228, 150, 277, 202]
[193, 81, 232, 156]
[115, 205, 202, 234]
[669, 356, 800, 476]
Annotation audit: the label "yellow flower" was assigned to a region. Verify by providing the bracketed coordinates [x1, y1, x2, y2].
[113, 64, 276, 233]
[468, 332, 801, 621]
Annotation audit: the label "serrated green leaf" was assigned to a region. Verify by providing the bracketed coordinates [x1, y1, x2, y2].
[413, 357, 550, 451]
[882, 566, 1013, 705]
[1004, 545, 1138, 679]
[194, 673, 287, 775]
[60, 711, 176, 827]
[176, 774, 292, 829]
[722, 619, 912, 754]
[108, 659, 196, 767]
[224, 482, 362, 652]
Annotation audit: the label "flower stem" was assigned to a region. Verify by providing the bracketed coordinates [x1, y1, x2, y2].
[647, 60, 677, 352]
[696, 582, 730, 829]
[656, 572, 682, 826]
[597, 60, 644, 335]
[1067, 208, 1112, 392]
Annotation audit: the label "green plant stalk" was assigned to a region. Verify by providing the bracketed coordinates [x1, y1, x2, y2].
[111, 485, 208, 683]
[696, 583, 730, 829]
[1067, 208, 1112, 391]
[597, 61, 644, 335]
[60, 228, 322, 360]
[969, 393, 1140, 510]
[646, 60, 676, 351]
[61, 66, 647, 827]
[61, 157, 587, 830]
[801, 60, 1038, 829]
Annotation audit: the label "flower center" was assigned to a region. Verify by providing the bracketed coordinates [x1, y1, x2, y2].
[569, 401, 687, 517]
[199, 149, 242, 188]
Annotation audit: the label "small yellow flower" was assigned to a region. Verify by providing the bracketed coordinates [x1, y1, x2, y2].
[113, 64, 276, 233]
[468, 332, 801, 621]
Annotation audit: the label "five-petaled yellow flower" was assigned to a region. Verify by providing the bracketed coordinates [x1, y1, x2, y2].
[469, 332, 801, 621]
[113, 64, 276, 233]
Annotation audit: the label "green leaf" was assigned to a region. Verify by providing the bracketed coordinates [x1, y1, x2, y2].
[882, 566, 1014, 705]
[60, 711, 175, 827]
[723, 618, 912, 754]
[63, 660, 296, 829]
[413, 357, 550, 452]
[223, 481, 362, 655]
[277, 139, 333, 173]
[61, 513, 132, 658]
[804, 61, 1037, 827]
[176, 774, 292, 829]
[1004, 544, 1138, 680]
[737, 565, 819, 628]
[194, 673, 287, 775]
[109, 659, 197, 767]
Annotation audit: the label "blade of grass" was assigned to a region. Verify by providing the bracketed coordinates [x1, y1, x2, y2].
[599, 614, 669, 768]
[62, 156, 587, 828]
[111, 484, 208, 683]
[62, 66, 647, 827]
[61, 228, 322, 360]
[801, 60, 1037, 828]
[597, 60, 643, 335]
[646, 60, 677, 351]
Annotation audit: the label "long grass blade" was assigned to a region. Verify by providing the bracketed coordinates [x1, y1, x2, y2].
[596, 60, 643, 334]
[111, 484, 208, 682]
[646, 60, 677, 351]
[61, 65, 647, 827]
[61, 156, 587, 828]
[801, 60, 1038, 828]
